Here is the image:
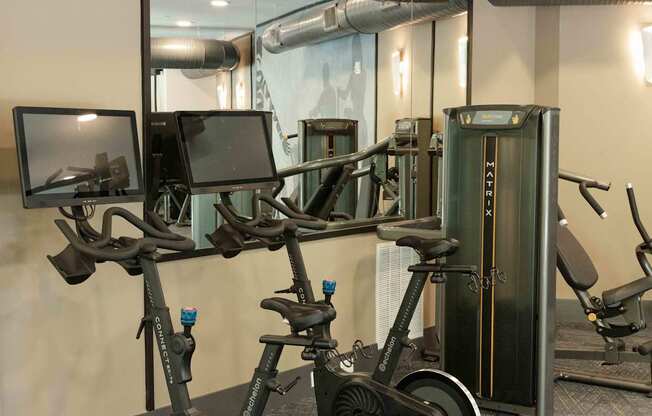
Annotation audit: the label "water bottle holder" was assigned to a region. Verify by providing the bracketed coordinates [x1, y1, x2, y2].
[205, 224, 244, 258]
[47, 244, 96, 285]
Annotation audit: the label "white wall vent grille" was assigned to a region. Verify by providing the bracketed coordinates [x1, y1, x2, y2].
[375, 242, 423, 348]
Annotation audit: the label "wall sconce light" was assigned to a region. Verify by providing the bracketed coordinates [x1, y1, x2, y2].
[458, 36, 468, 88]
[236, 80, 246, 109]
[641, 25, 652, 83]
[392, 49, 408, 96]
[217, 84, 228, 109]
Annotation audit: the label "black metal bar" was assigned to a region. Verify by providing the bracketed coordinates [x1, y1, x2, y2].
[466, 0, 473, 105]
[240, 344, 285, 416]
[430, 20, 436, 132]
[284, 234, 316, 304]
[556, 370, 652, 394]
[372, 271, 430, 384]
[555, 348, 650, 364]
[278, 136, 392, 178]
[157, 223, 385, 263]
[140, 0, 155, 410]
[141, 257, 195, 413]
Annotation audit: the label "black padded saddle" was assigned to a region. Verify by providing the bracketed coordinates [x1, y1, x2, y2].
[261, 298, 336, 333]
[396, 236, 459, 261]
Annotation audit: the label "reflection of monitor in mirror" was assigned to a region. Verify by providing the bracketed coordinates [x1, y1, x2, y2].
[13, 107, 145, 209]
[175, 111, 279, 194]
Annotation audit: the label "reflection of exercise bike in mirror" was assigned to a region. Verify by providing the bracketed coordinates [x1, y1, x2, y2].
[278, 118, 438, 223]
[32, 152, 130, 197]
[555, 170, 652, 396]
[150, 112, 193, 227]
[276, 134, 397, 222]
[208, 193, 481, 416]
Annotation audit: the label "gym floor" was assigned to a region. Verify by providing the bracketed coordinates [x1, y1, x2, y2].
[144, 322, 652, 416]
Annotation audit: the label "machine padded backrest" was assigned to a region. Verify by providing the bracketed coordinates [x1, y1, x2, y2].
[557, 225, 599, 291]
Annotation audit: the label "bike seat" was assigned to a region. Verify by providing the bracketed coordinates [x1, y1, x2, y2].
[602, 276, 652, 306]
[396, 237, 459, 261]
[261, 298, 336, 333]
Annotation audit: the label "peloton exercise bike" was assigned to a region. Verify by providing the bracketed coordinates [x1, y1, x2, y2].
[13, 107, 203, 415]
[172, 109, 482, 416]
[555, 170, 652, 395]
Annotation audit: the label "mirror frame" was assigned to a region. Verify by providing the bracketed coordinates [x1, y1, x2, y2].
[140, 0, 474, 263]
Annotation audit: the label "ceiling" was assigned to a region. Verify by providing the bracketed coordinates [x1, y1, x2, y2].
[150, 0, 322, 31]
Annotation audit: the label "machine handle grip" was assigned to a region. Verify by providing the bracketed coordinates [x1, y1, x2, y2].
[579, 181, 608, 219]
[627, 184, 651, 245]
[558, 205, 568, 227]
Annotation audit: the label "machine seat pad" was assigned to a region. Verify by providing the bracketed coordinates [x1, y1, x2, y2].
[602, 277, 652, 306]
[396, 237, 459, 261]
[639, 341, 652, 357]
[260, 298, 336, 333]
[557, 225, 600, 291]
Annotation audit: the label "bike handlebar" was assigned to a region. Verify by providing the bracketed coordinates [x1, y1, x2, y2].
[559, 170, 610, 220]
[214, 203, 297, 238]
[215, 193, 328, 241]
[55, 207, 195, 262]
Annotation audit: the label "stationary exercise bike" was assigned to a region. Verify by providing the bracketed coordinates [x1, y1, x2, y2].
[48, 207, 203, 415]
[209, 193, 481, 416]
[555, 171, 652, 395]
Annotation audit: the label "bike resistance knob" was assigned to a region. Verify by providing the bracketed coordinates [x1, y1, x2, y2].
[322, 280, 337, 296]
[181, 307, 198, 327]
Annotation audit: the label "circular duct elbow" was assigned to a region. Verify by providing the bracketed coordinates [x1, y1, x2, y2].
[151, 37, 240, 71]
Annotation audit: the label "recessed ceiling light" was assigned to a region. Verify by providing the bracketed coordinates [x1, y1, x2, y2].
[211, 0, 230, 7]
[176, 20, 193, 27]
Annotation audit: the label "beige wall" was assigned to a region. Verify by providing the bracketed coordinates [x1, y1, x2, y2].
[0, 1, 379, 415]
[159, 70, 219, 111]
[433, 14, 469, 132]
[471, 0, 536, 104]
[377, 22, 433, 140]
[231, 34, 253, 110]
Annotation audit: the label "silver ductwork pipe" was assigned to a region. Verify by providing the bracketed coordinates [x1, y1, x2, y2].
[151, 37, 240, 71]
[489, 0, 650, 5]
[262, 0, 467, 54]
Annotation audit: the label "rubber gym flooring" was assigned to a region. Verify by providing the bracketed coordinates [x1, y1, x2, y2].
[144, 322, 652, 416]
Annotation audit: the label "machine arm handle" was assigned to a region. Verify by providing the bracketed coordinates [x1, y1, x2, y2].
[579, 181, 609, 219]
[558, 205, 568, 227]
[627, 184, 651, 245]
[559, 170, 611, 190]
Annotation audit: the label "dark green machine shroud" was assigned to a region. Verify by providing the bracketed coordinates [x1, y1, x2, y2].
[300, 119, 358, 217]
[442, 105, 559, 413]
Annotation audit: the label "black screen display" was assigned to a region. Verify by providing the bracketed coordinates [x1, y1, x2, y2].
[13, 107, 144, 208]
[177, 111, 278, 194]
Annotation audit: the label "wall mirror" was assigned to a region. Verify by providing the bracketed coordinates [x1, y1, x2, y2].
[143, 0, 471, 260]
